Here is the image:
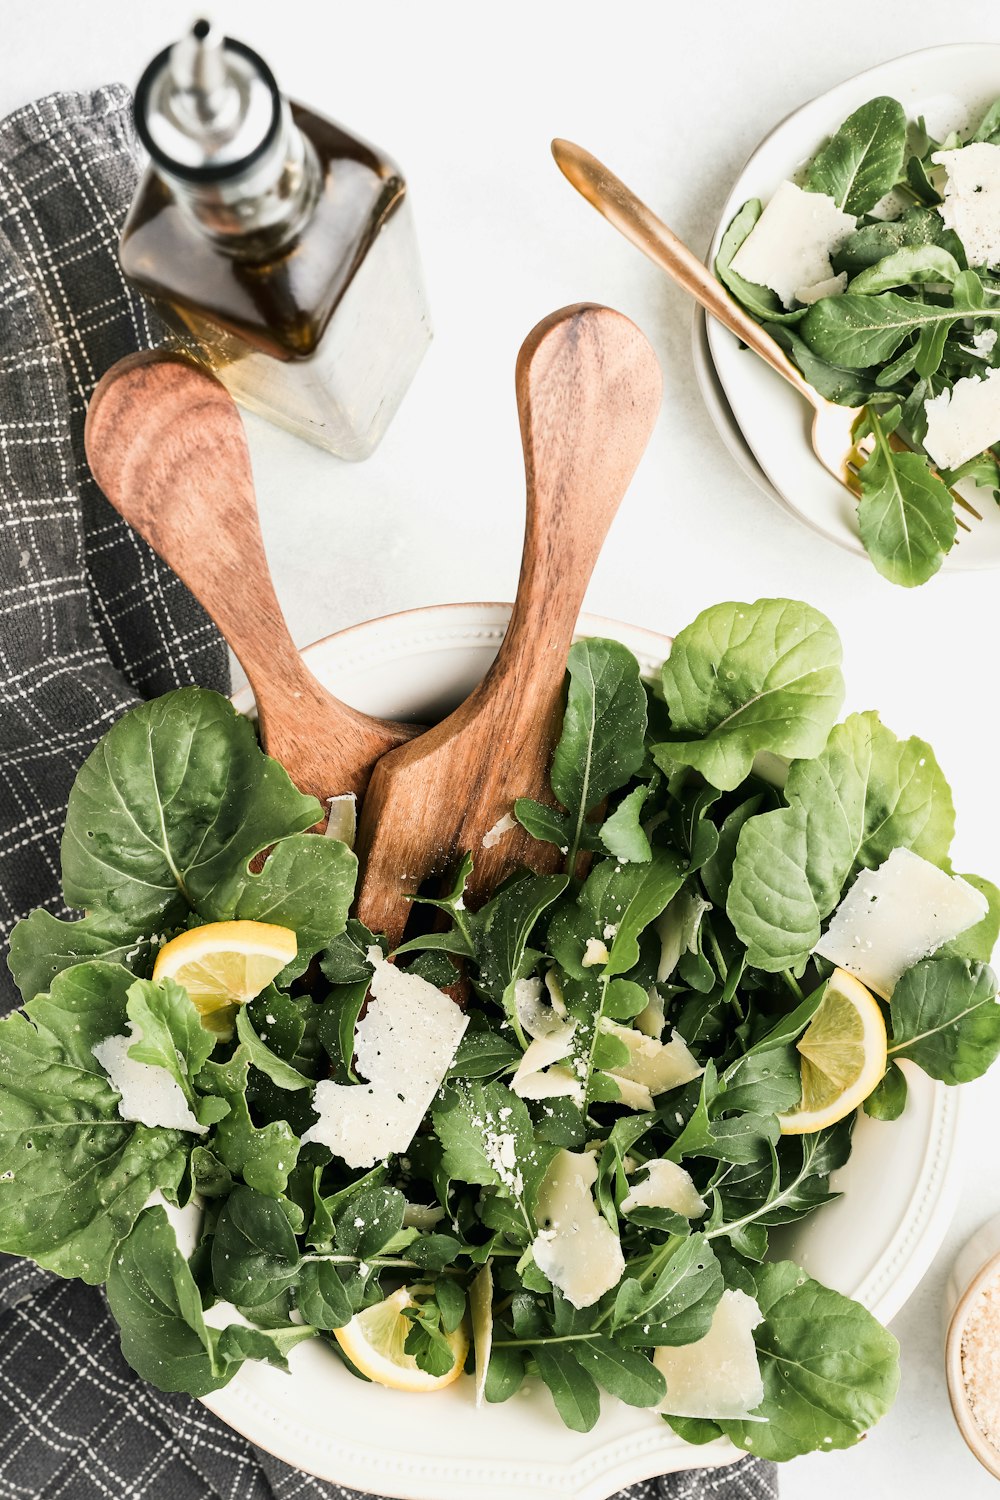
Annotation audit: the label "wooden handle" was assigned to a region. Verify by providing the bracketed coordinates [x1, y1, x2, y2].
[85, 353, 414, 801]
[551, 139, 819, 407]
[497, 303, 663, 718]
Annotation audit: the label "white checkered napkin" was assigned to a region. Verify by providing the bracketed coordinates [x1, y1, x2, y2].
[0, 85, 230, 1018]
[0, 86, 778, 1500]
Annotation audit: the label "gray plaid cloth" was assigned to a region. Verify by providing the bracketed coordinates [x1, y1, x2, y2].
[0, 84, 777, 1500]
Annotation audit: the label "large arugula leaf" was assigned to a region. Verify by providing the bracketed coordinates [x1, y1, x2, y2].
[805, 97, 906, 215]
[550, 639, 647, 862]
[60, 689, 321, 934]
[716, 1261, 900, 1460]
[728, 712, 954, 971]
[655, 600, 844, 791]
[888, 957, 1000, 1082]
[211, 1185, 302, 1306]
[799, 284, 998, 370]
[432, 1081, 553, 1229]
[550, 849, 686, 980]
[0, 963, 189, 1281]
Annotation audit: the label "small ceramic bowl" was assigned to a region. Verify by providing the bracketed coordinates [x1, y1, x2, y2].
[945, 1215, 1000, 1479]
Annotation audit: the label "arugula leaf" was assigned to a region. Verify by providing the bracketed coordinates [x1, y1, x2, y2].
[6, 909, 152, 1004]
[550, 639, 647, 863]
[0, 962, 188, 1281]
[570, 1337, 665, 1407]
[332, 1183, 406, 1259]
[107, 1206, 313, 1396]
[857, 407, 956, 587]
[533, 1344, 602, 1432]
[763, 322, 880, 407]
[513, 798, 576, 850]
[613, 1234, 723, 1346]
[656, 600, 843, 791]
[472, 873, 569, 1013]
[552, 848, 686, 981]
[600, 784, 653, 863]
[800, 287, 998, 370]
[125, 977, 217, 1112]
[448, 1026, 521, 1080]
[432, 1082, 553, 1227]
[832, 208, 963, 276]
[847, 245, 962, 295]
[715, 201, 807, 324]
[223, 833, 357, 975]
[211, 1185, 301, 1306]
[235, 1007, 312, 1091]
[805, 97, 907, 214]
[198, 1050, 300, 1195]
[888, 957, 1000, 1082]
[716, 1261, 899, 1460]
[864, 1061, 908, 1120]
[60, 689, 321, 934]
[728, 711, 954, 971]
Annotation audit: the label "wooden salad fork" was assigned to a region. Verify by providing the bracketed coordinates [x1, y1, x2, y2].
[85, 353, 419, 805]
[551, 138, 981, 531]
[354, 303, 663, 948]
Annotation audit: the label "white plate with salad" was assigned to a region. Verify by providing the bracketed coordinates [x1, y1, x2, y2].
[702, 43, 1000, 585]
[2, 599, 995, 1500]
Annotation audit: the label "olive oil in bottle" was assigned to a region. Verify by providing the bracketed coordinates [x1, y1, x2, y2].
[121, 21, 431, 459]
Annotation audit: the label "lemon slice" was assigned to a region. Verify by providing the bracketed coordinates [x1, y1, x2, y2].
[152, 919, 297, 1034]
[778, 968, 887, 1135]
[334, 1287, 468, 1393]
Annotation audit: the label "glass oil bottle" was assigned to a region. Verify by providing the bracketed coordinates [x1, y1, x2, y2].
[120, 21, 431, 459]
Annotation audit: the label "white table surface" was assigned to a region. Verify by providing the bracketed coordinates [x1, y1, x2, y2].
[5, 0, 1000, 1493]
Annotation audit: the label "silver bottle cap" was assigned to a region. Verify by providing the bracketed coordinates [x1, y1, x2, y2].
[134, 20, 281, 182]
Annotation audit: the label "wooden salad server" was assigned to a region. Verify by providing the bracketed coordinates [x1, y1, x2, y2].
[354, 303, 663, 947]
[84, 353, 418, 805]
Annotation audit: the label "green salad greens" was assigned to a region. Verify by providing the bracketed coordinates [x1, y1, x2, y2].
[3, 598, 999, 1460]
[716, 95, 1000, 587]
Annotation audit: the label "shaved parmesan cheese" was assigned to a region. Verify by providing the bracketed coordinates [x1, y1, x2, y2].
[729, 180, 856, 309]
[964, 328, 998, 359]
[635, 986, 666, 1040]
[794, 271, 847, 304]
[93, 1026, 205, 1135]
[482, 812, 517, 849]
[602, 1020, 703, 1099]
[609, 1074, 655, 1111]
[621, 1159, 707, 1219]
[582, 937, 610, 969]
[510, 1019, 583, 1105]
[531, 1150, 625, 1309]
[514, 976, 566, 1039]
[934, 142, 1000, 268]
[302, 953, 468, 1167]
[469, 1261, 494, 1408]
[814, 847, 988, 998]
[545, 968, 568, 1016]
[655, 1289, 764, 1420]
[656, 890, 711, 982]
[402, 1203, 445, 1230]
[325, 793, 357, 848]
[923, 367, 1000, 470]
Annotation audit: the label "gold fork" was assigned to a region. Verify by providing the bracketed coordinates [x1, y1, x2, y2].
[551, 138, 980, 532]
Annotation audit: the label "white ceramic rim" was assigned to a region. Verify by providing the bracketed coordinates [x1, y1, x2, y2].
[690, 306, 786, 509]
[701, 42, 1000, 570]
[212, 602, 960, 1498]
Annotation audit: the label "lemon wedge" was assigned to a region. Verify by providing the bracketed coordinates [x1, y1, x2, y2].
[152, 919, 297, 1035]
[778, 968, 887, 1135]
[334, 1288, 468, 1393]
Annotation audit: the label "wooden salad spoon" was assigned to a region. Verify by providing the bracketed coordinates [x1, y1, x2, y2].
[354, 303, 663, 948]
[551, 138, 980, 528]
[85, 353, 418, 805]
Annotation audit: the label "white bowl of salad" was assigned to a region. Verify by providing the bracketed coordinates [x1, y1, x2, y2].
[2, 598, 996, 1499]
[702, 43, 1000, 587]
